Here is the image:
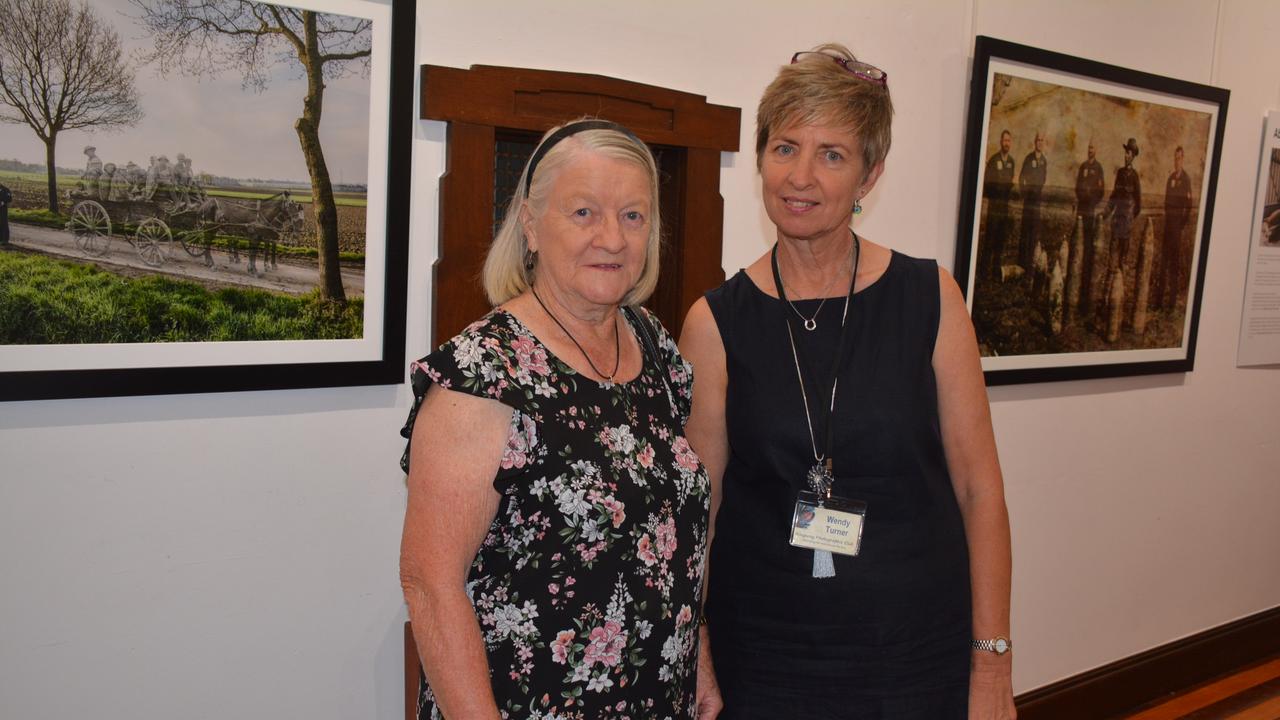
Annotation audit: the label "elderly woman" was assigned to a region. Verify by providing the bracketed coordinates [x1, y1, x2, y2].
[399, 120, 714, 719]
[681, 46, 1015, 718]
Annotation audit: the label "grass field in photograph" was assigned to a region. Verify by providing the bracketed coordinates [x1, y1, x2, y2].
[0, 249, 363, 344]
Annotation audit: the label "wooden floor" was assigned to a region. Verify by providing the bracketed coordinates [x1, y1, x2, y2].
[1111, 655, 1280, 720]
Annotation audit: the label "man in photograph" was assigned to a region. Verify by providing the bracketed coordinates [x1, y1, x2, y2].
[1155, 146, 1193, 310]
[1106, 138, 1143, 290]
[1019, 131, 1048, 273]
[0, 182, 11, 246]
[982, 129, 1017, 281]
[79, 146, 103, 196]
[1075, 141, 1105, 313]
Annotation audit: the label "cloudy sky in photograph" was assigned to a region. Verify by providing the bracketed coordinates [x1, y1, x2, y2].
[0, 0, 372, 185]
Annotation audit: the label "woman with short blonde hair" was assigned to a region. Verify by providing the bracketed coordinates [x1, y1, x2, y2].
[682, 44, 1015, 719]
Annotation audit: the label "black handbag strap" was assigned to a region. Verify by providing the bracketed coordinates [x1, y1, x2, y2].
[623, 305, 677, 416]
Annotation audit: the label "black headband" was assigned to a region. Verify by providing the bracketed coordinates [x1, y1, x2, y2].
[523, 120, 643, 197]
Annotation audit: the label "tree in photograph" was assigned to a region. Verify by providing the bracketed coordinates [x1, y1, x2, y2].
[130, 0, 371, 302]
[0, 0, 143, 213]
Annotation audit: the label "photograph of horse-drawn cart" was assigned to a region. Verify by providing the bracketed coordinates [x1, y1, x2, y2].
[64, 153, 305, 275]
[0, 0, 413, 401]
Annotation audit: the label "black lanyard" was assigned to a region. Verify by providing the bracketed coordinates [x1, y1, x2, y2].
[770, 232, 861, 476]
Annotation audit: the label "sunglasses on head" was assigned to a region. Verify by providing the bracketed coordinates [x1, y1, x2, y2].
[791, 51, 888, 86]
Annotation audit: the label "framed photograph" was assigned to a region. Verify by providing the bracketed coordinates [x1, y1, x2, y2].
[0, 0, 414, 401]
[955, 36, 1228, 385]
[1237, 110, 1280, 367]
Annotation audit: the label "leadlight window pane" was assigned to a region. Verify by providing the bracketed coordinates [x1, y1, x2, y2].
[495, 138, 535, 230]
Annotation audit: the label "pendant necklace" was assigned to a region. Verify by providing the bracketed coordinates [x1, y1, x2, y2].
[771, 230, 861, 577]
[778, 240, 852, 331]
[531, 287, 621, 382]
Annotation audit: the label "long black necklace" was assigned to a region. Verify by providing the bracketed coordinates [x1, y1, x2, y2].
[531, 286, 621, 382]
[770, 230, 861, 495]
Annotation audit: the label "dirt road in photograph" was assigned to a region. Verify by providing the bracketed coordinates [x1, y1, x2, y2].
[5, 221, 364, 297]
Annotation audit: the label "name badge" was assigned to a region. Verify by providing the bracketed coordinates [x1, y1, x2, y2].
[790, 490, 867, 557]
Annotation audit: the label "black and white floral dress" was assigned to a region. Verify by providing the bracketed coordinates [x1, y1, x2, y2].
[401, 308, 710, 720]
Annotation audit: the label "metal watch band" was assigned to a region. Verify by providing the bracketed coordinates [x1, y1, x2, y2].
[972, 637, 1012, 654]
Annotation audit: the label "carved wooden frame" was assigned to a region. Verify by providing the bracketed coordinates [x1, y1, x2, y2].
[420, 63, 740, 345]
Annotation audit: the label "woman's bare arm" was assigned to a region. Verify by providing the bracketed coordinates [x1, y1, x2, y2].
[400, 384, 513, 720]
[932, 268, 1015, 720]
[680, 297, 729, 719]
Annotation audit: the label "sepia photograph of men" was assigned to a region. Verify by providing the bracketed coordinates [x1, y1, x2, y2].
[957, 39, 1227, 384]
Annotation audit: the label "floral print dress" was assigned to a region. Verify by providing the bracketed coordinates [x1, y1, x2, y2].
[400, 308, 710, 720]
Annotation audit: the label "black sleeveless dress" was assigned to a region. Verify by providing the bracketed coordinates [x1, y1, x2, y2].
[705, 251, 972, 719]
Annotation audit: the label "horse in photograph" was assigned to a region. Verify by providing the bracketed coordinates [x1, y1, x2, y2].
[191, 191, 305, 275]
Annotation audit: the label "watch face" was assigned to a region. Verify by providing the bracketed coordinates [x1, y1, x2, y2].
[995, 638, 1009, 653]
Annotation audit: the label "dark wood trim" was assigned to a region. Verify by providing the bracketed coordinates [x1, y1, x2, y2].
[1015, 605, 1280, 720]
[421, 64, 739, 151]
[421, 63, 740, 345]
[432, 121, 497, 349]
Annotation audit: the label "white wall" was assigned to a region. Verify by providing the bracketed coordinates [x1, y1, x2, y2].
[3, 1, 1278, 717]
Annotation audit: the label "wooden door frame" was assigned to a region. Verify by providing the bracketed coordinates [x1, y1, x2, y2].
[420, 63, 741, 345]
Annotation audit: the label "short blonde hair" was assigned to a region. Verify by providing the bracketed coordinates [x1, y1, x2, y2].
[483, 119, 662, 306]
[755, 42, 894, 175]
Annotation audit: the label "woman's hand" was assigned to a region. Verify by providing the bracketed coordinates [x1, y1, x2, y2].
[695, 625, 723, 720]
[968, 655, 1016, 720]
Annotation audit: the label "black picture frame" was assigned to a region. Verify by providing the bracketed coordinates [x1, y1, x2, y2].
[0, 0, 414, 402]
[955, 36, 1228, 386]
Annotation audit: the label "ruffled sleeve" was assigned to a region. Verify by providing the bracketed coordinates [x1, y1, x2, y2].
[399, 313, 545, 485]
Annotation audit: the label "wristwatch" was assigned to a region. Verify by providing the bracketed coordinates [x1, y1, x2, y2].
[972, 637, 1012, 655]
